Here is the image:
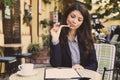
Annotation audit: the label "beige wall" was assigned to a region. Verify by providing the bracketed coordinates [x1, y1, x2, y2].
[20, 0, 31, 53]
[38, 0, 56, 46]
[0, 10, 5, 73]
[31, 0, 38, 43]
[0, 10, 4, 46]
[20, 0, 31, 35]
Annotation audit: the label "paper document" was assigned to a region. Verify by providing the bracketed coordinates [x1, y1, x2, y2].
[77, 69, 100, 79]
[45, 68, 81, 79]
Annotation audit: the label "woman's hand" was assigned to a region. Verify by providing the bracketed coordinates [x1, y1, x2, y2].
[72, 64, 84, 70]
[50, 22, 61, 42]
[50, 23, 69, 42]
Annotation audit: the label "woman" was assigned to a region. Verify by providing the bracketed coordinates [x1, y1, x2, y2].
[50, 2, 98, 71]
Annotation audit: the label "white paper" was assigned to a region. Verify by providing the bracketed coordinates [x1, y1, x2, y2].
[45, 68, 80, 79]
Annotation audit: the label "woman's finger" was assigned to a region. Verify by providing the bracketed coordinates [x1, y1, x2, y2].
[72, 64, 84, 70]
[53, 22, 60, 27]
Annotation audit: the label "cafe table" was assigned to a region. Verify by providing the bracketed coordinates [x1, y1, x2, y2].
[9, 67, 102, 80]
[0, 43, 22, 55]
[1, 44, 22, 48]
[0, 44, 23, 73]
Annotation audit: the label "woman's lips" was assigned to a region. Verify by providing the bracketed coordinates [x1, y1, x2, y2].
[70, 24, 75, 27]
[69, 23, 75, 27]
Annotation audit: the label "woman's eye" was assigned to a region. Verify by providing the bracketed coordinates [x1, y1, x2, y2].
[78, 18, 83, 22]
[78, 19, 82, 22]
[71, 15, 75, 18]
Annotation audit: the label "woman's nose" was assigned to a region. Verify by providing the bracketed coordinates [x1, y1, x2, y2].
[72, 18, 77, 24]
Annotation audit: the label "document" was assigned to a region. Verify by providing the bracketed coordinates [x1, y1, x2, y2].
[45, 68, 81, 79]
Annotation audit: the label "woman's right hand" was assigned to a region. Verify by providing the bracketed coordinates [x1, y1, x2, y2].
[50, 23, 64, 42]
[72, 64, 84, 70]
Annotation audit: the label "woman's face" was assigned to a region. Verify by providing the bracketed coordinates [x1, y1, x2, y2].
[66, 10, 84, 30]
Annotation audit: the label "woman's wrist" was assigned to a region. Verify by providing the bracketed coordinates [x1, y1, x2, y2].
[52, 40, 59, 45]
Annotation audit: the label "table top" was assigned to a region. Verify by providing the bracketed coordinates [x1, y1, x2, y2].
[9, 67, 102, 80]
[77, 69, 102, 80]
[0, 44, 22, 47]
[9, 68, 45, 80]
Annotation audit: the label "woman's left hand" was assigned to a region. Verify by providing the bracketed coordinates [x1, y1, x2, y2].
[72, 64, 84, 70]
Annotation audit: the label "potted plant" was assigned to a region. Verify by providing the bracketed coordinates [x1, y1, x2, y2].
[40, 19, 50, 28]
[27, 43, 40, 55]
[40, 34, 50, 59]
[27, 43, 49, 64]
[3, 0, 16, 9]
[27, 43, 41, 63]
[41, 34, 50, 48]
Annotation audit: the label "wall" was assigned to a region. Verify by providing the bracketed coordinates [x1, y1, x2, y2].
[31, 0, 38, 43]
[0, 10, 5, 73]
[0, 10, 4, 46]
[20, 0, 59, 52]
[38, 0, 57, 46]
[20, 0, 31, 53]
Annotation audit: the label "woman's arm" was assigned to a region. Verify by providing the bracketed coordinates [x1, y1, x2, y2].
[50, 43, 62, 67]
[84, 49, 98, 71]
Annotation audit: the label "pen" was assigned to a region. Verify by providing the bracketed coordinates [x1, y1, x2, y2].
[61, 25, 70, 28]
[75, 69, 82, 77]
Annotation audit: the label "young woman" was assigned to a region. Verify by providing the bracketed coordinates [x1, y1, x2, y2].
[50, 2, 98, 71]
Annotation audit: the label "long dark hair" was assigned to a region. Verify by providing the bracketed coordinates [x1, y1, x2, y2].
[60, 2, 94, 55]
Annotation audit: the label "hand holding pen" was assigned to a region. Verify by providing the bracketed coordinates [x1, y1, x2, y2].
[50, 22, 69, 42]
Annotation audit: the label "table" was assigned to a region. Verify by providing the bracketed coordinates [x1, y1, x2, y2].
[0, 44, 22, 52]
[77, 69, 102, 80]
[0, 44, 22, 73]
[9, 68, 45, 80]
[9, 68, 102, 80]
[0, 44, 22, 55]
[1, 44, 22, 48]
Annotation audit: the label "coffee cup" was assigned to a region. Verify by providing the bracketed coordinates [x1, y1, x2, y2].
[18, 63, 34, 74]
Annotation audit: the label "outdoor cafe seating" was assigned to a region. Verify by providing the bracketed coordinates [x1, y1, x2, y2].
[0, 48, 17, 77]
[0, 43, 119, 80]
[0, 44, 32, 78]
[7, 43, 119, 80]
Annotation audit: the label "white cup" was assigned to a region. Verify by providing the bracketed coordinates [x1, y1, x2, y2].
[18, 63, 34, 74]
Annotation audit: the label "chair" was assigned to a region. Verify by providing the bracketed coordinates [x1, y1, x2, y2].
[0, 48, 17, 77]
[114, 42, 120, 80]
[110, 34, 119, 44]
[94, 43, 116, 80]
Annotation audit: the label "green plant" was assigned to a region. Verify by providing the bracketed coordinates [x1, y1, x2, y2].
[41, 34, 50, 47]
[95, 0, 120, 19]
[3, 0, 16, 9]
[43, 0, 51, 4]
[23, 13, 32, 26]
[27, 43, 41, 55]
[40, 19, 50, 28]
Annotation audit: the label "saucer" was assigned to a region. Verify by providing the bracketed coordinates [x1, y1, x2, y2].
[17, 70, 37, 76]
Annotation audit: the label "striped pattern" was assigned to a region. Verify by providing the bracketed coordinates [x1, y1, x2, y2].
[94, 43, 116, 80]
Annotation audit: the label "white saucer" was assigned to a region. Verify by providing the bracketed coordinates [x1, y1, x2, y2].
[17, 70, 37, 76]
